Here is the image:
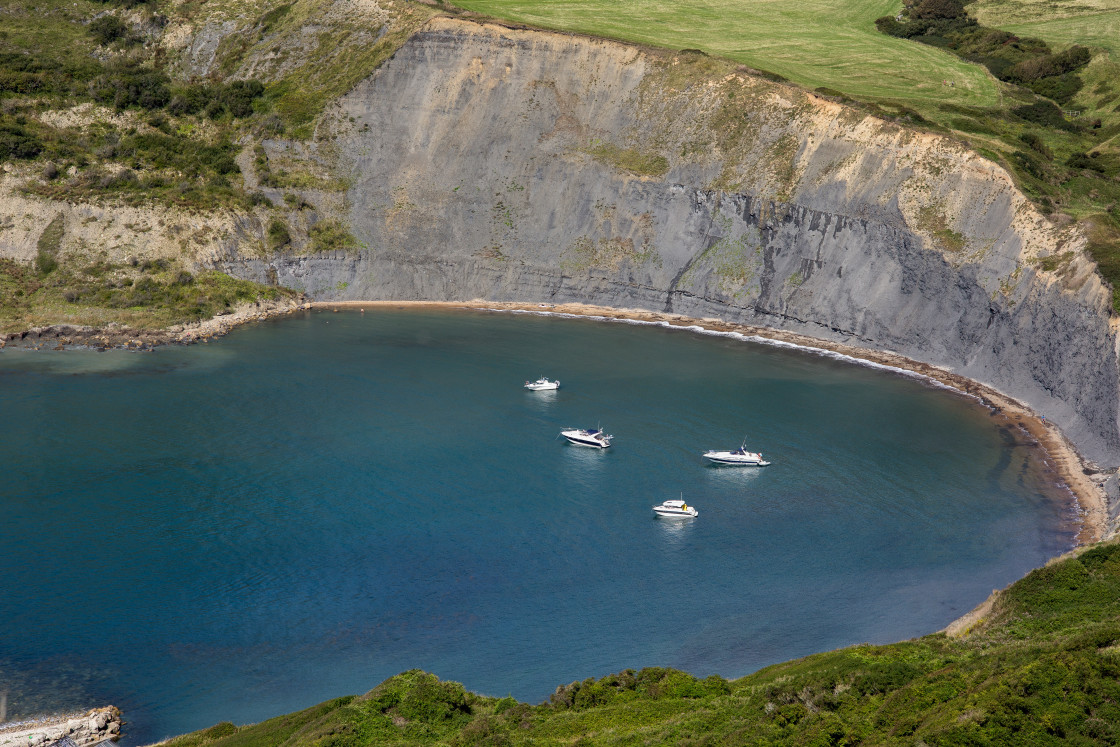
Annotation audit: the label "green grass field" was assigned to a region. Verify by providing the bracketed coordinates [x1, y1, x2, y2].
[974, 0, 1120, 57]
[451, 0, 1002, 108]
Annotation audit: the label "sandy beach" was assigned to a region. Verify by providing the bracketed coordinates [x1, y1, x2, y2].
[313, 299, 1111, 544]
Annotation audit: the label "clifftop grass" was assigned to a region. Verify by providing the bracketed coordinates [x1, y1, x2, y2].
[448, 0, 1000, 108]
[159, 541, 1120, 746]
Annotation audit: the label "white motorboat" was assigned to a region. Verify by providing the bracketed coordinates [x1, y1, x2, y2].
[560, 427, 612, 448]
[524, 377, 560, 391]
[653, 499, 698, 518]
[703, 441, 770, 466]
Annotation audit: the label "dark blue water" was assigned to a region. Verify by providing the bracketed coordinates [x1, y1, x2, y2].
[0, 308, 1075, 742]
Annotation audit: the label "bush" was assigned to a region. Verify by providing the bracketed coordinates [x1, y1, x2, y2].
[910, 0, 966, 21]
[875, 16, 909, 37]
[88, 16, 131, 46]
[1011, 101, 1075, 130]
[309, 219, 358, 253]
[1026, 73, 1083, 105]
[267, 219, 290, 249]
[36, 251, 58, 275]
[1067, 152, 1107, 173]
[1019, 132, 1053, 159]
[0, 120, 43, 159]
[91, 64, 170, 110]
[219, 80, 264, 117]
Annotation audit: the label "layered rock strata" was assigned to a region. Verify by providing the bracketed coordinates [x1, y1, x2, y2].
[218, 19, 1119, 511]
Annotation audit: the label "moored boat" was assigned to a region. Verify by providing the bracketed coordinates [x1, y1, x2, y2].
[560, 427, 612, 448]
[524, 377, 560, 391]
[703, 441, 770, 466]
[652, 499, 698, 518]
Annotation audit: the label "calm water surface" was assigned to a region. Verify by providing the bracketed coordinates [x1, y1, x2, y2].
[0, 309, 1075, 742]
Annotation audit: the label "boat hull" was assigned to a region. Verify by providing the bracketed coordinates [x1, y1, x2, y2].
[652, 500, 698, 518]
[562, 433, 610, 448]
[703, 452, 770, 466]
[653, 507, 698, 518]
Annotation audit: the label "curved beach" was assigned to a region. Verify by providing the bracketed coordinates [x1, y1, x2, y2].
[312, 299, 1110, 544]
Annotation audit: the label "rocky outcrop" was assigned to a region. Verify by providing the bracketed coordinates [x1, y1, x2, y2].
[216, 19, 1120, 490]
[0, 298, 304, 349]
[0, 706, 123, 747]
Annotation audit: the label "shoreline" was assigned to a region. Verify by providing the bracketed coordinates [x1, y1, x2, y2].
[315, 299, 1110, 544]
[0, 297, 305, 351]
[0, 295, 1107, 542]
[0, 706, 122, 747]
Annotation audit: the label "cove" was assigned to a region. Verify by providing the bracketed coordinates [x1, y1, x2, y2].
[0, 308, 1076, 744]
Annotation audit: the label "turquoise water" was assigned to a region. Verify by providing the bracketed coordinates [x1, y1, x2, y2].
[0, 308, 1075, 743]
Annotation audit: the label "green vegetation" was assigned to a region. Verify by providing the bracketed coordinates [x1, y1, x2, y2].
[449, 0, 1001, 107]
[585, 140, 669, 177]
[973, 0, 1120, 57]
[0, 255, 294, 333]
[309, 219, 359, 254]
[161, 541, 1120, 745]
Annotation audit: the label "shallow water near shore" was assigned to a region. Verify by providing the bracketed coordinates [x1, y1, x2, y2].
[0, 308, 1076, 743]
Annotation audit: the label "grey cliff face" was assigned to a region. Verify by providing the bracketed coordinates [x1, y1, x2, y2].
[218, 19, 1120, 476]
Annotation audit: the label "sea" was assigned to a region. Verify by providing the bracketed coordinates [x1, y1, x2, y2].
[0, 307, 1077, 743]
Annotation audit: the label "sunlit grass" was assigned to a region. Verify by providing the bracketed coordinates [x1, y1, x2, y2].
[450, 0, 1001, 109]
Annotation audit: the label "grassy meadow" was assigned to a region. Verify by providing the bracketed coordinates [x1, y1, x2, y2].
[449, 0, 1002, 109]
[973, 0, 1120, 57]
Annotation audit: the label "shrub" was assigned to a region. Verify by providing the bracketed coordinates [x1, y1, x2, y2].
[88, 16, 131, 46]
[1067, 152, 1107, 173]
[308, 219, 358, 253]
[910, 0, 966, 21]
[91, 64, 171, 110]
[167, 86, 211, 116]
[267, 219, 290, 249]
[1026, 73, 1083, 105]
[1011, 101, 1075, 130]
[875, 17, 909, 37]
[1019, 132, 1052, 159]
[219, 80, 264, 117]
[0, 120, 43, 159]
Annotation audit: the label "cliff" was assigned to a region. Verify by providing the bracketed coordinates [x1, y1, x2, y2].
[214, 19, 1119, 491]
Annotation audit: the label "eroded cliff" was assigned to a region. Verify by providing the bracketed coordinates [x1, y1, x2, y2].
[215, 19, 1120, 489]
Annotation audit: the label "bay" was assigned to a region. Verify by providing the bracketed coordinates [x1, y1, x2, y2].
[0, 308, 1075, 743]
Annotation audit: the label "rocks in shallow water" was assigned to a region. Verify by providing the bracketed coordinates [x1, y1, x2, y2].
[1, 706, 123, 747]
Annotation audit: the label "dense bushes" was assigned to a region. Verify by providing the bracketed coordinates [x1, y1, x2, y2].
[909, 0, 966, 21]
[876, 1, 1093, 107]
[1012, 100, 1077, 130]
[167, 80, 265, 119]
[0, 119, 43, 160]
[0, 45, 263, 119]
[90, 63, 170, 110]
[88, 16, 134, 46]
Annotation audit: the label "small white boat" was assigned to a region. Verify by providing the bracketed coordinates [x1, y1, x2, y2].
[653, 499, 698, 518]
[703, 441, 770, 466]
[524, 377, 560, 391]
[560, 427, 612, 448]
